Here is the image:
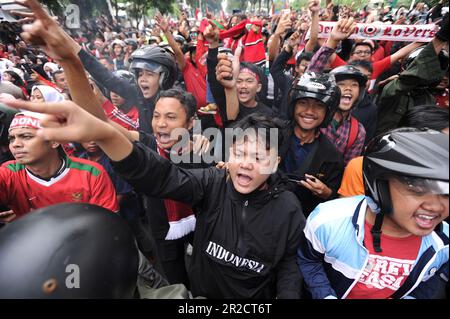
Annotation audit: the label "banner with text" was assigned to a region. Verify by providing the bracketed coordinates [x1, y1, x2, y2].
[317, 22, 437, 42]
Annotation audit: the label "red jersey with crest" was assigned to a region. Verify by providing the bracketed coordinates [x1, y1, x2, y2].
[0, 156, 119, 219]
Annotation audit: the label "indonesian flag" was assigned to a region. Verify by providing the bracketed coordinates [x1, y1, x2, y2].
[284, 0, 290, 9]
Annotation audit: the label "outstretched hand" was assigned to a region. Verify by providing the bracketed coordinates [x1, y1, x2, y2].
[327, 17, 357, 48]
[203, 21, 220, 47]
[0, 98, 113, 144]
[155, 12, 170, 33]
[13, 0, 80, 61]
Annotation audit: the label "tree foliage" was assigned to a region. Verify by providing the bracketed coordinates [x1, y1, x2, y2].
[40, 0, 177, 20]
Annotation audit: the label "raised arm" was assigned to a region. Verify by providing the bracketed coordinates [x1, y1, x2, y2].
[77, 49, 141, 105]
[304, 0, 320, 53]
[215, 47, 241, 121]
[268, 13, 292, 62]
[16, 0, 140, 141]
[270, 31, 299, 94]
[17, 0, 106, 120]
[1, 99, 213, 207]
[389, 42, 423, 65]
[156, 13, 186, 71]
[307, 18, 357, 73]
[204, 21, 229, 120]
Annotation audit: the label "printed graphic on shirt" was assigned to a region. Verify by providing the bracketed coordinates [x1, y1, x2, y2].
[71, 192, 83, 202]
[205, 241, 265, 273]
[358, 254, 414, 290]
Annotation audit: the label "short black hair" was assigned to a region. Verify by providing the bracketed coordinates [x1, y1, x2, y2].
[158, 88, 197, 120]
[240, 62, 264, 84]
[349, 60, 374, 74]
[351, 42, 373, 55]
[52, 69, 65, 82]
[231, 113, 285, 150]
[3, 70, 26, 88]
[399, 105, 449, 132]
[296, 52, 314, 66]
[239, 62, 268, 101]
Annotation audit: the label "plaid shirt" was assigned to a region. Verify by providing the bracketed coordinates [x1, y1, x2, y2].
[307, 45, 336, 73]
[321, 118, 366, 165]
[309, 45, 366, 164]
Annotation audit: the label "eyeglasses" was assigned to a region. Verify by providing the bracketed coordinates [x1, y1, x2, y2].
[354, 50, 372, 56]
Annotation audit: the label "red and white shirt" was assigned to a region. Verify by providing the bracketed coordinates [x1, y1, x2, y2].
[102, 99, 139, 131]
[0, 156, 119, 219]
[347, 221, 421, 299]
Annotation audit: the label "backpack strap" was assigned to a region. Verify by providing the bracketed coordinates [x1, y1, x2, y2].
[345, 116, 359, 153]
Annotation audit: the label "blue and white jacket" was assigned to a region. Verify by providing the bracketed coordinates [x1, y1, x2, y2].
[297, 196, 449, 299]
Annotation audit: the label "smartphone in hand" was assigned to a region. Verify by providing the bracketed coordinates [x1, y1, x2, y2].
[218, 47, 234, 81]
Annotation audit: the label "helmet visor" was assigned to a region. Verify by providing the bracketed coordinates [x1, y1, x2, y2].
[396, 176, 449, 195]
[292, 90, 332, 107]
[129, 60, 163, 74]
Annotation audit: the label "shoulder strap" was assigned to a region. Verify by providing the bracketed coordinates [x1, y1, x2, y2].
[296, 137, 320, 177]
[346, 117, 359, 153]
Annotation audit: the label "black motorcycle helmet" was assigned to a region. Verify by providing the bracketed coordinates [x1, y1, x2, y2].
[330, 65, 368, 107]
[129, 45, 177, 90]
[0, 103, 18, 146]
[288, 72, 341, 128]
[114, 69, 136, 85]
[124, 38, 138, 51]
[0, 203, 139, 298]
[109, 70, 137, 105]
[173, 34, 187, 46]
[363, 128, 449, 252]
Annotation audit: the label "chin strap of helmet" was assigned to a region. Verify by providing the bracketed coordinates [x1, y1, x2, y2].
[371, 212, 384, 253]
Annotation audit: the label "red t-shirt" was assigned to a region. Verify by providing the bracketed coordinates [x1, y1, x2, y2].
[183, 58, 207, 109]
[347, 221, 421, 299]
[331, 55, 391, 91]
[372, 46, 385, 62]
[332, 55, 391, 80]
[102, 99, 139, 131]
[195, 38, 208, 80]
[0, 157, 119, 219]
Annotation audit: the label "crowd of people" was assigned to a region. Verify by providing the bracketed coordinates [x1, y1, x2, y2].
[0, 0, 448, 299]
